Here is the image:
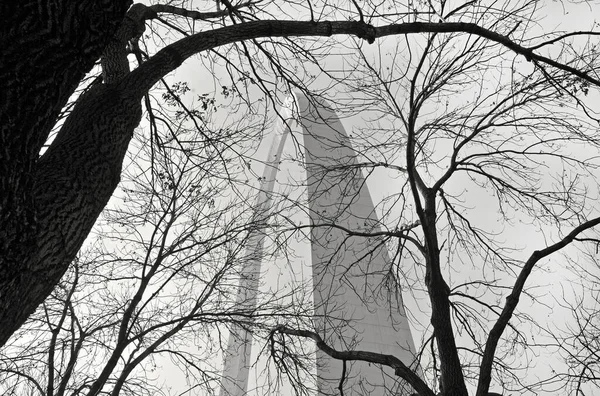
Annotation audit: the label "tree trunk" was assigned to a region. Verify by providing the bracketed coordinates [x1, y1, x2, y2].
[0, 0, 132, 346]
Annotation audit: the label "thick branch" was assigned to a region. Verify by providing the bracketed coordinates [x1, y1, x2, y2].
[273, 325, 435, 396]
[125, 19, 600, 99]
[476, 216, 600, 396]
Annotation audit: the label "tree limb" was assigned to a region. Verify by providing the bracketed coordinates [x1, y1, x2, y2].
[125, 19, 600, 99]
[476, 216, 600, 396]
[150, 2, 255, 20]
[272, 325, 435, 396]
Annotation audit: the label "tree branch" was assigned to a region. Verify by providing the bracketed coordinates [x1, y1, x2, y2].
[283, 221, 424, 253]
[149, 2, 255, 20]
[272, 325, 435, 396]
[126, 20, 600, 99]
[476, 216, 600, 396]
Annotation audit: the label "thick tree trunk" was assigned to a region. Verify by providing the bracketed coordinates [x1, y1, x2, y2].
[0, 83, 142, 346]
[0, 0, 132, 346]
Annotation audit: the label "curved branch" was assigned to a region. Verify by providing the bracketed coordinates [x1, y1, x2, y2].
[272, 325, 435, 396]
[529, 31, 600, 51]
[476, 216, 600, 396]
[125, 20, 600, 99]
[0, 368, 45, 396]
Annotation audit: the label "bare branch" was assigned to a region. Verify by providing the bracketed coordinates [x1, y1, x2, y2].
[271, 325, 435, 396]
[127, 19, 600, 98]
[477, 216, 600, 396]
[149, 2, 255, 21]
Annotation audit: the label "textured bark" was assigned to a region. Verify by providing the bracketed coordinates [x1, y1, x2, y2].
[0, 82, 143, 348]
[0, 0, 132, 346]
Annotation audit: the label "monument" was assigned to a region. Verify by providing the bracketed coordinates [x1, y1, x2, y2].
[220, 92, 419, 395]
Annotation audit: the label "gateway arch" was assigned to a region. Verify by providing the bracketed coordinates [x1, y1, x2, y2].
[220, 93, 419, 395]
